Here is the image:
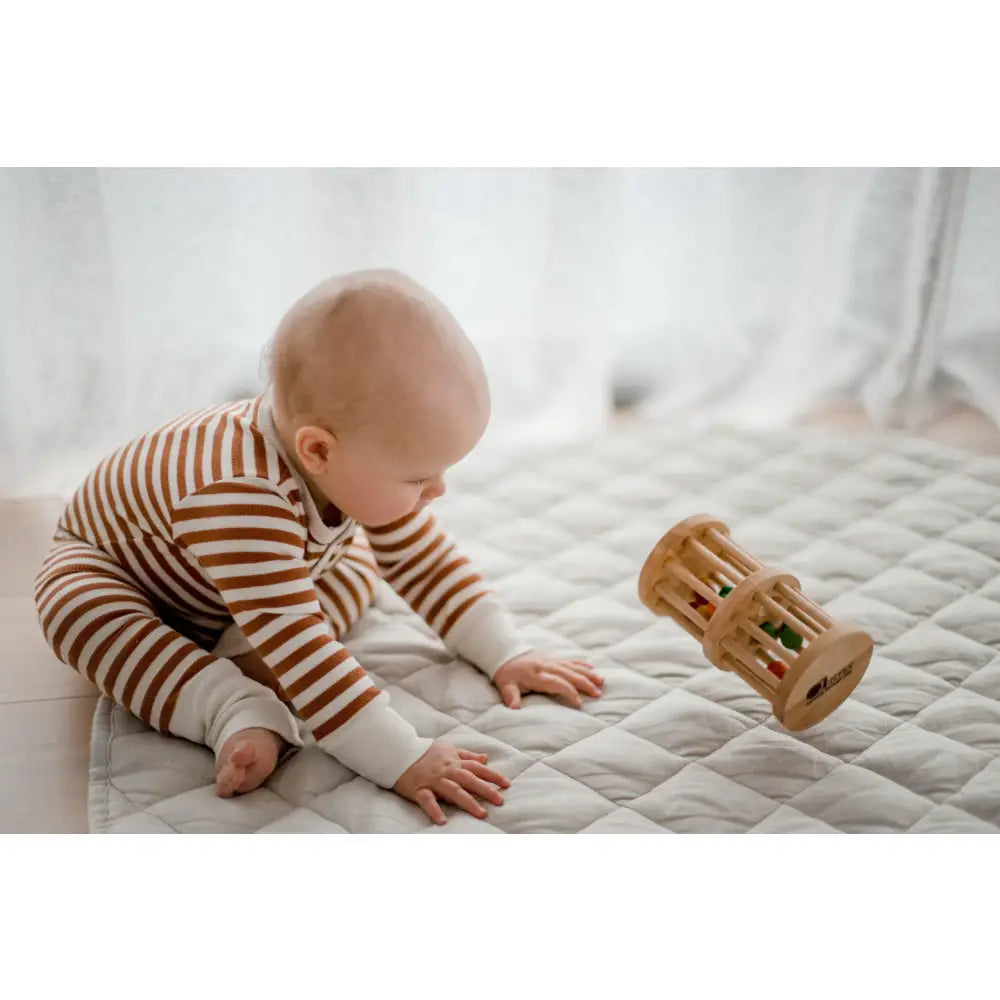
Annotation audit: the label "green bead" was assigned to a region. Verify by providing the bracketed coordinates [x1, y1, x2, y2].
[779, 624, 803, 651]
[760, 621, 779, 637]
[719, 585, 733, 598]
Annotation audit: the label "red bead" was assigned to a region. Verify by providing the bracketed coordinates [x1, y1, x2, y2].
[767, 660, 787, 679]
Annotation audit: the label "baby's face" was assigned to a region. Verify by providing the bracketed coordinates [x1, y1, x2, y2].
[318, 436, 448, 527]
[301, 396, 488, 528]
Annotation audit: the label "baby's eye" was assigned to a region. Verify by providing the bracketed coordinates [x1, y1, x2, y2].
[407, 479, 427, 487]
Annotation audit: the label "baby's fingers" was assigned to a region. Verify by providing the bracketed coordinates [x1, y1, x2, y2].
[453, 767, 505, 807]
[571, 661, 605, 686]
[463, 760, 511, 789]
[539, 670, 584, 709]
[457, 749, 489, 763]
[561, 666, 603, 699]
[501, 683, 522, 709]
[438, 778, 488, 820]
[415, 788, 447, 826]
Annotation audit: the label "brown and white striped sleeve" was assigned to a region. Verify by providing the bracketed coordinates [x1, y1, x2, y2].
[172, 477, 431, 787]
[364, 509, 531, 678]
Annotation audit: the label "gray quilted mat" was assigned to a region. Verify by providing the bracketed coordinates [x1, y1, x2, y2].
[89, 423, 1000, 833]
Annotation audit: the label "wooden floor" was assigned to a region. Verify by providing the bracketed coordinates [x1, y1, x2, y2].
[0, 498, 98, 833]
[2, 403, 998, 833]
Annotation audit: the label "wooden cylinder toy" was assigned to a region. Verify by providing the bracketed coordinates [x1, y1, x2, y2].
[638, 514, 874, 731]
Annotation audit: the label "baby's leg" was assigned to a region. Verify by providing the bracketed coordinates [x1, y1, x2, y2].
[34, 534, 302, 795]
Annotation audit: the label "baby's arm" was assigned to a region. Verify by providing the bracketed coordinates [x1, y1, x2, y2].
[172, 478, 431, 788]
[363, 509, 532, 678]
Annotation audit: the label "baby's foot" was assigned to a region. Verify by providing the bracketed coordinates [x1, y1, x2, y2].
[215, 727, 285, 798]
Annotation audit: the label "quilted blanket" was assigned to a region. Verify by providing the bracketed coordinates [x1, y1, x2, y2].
[89, 422, 1000, 833]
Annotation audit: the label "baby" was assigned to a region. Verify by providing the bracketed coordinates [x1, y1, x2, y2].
[34, 269, 604, 825]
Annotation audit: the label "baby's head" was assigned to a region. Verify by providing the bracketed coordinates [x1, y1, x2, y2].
[264, 269, 490, 527]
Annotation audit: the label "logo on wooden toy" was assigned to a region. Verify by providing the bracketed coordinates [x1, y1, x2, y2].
[806, 664, 853, 702]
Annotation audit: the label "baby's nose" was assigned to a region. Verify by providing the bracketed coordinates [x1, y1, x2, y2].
[422, 476, 446, 500]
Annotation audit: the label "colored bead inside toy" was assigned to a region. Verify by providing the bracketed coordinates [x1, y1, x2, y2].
[779, 624, 803, 651]
[760, 621, 779, 637]
[766, 660, 788, 679]
[719, 585, 733, 598]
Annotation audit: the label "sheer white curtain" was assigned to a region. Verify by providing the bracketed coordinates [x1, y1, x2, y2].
[1, 168, 997, 497]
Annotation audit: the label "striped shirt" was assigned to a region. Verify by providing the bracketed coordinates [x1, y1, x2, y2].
[53, 394, 528, 785]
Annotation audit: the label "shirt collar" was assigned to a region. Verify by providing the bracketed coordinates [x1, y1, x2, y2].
[255, 391, 354, 546]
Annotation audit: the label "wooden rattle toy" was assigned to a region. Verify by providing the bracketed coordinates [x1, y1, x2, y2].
[639, 515, 873, 730]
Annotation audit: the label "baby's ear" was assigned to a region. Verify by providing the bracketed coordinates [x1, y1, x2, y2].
[294, 425, 336, 474]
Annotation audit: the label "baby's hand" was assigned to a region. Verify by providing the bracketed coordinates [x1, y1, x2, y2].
[395, 741, 510, 825]
[493, 652, 604, 710]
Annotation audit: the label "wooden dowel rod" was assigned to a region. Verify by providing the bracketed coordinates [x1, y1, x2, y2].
[669, 565, 720, 605]
[655, 582, 708, 631]
[757, 594, 819, 641]
[720, 641, 777, 698]
[688, 539, 741, 584]
[740, 622, 796, 664]
[706, 528, 763, 573]
[774, 582, 833, 628]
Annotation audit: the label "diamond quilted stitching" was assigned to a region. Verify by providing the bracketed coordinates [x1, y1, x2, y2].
[486, 761, 615, 833]
[420, 815, 506, 834]
[787, 764, 933, 832]
[602, 625, 707, 683]
[541, 596, 652, 649]
[833, 517, 930, 564]
[855, 566, 965, 617]
[490, 567, 590, 616]
[472, 700, 605, 758]
[620, 689, 757, 759]
[853, 723, 994, 802]
[255, 809, 349, 834]
[538, 542, 636, 587]
[908, 804, 999, 834]
[763, 699, 899, 761]
[961, 654, 1000, 701]
[879, 623, 996, 686]
[749, 805, 842, 833]
[785, 537, 888, 593]
[266, 745, 355, 804]
[109, 732, 216, 806]
[822, 592, 917, 645]
[573, 665, 669, 725]
[942, 759, 1000, 825]
[148, 786, 293, 834]
[932, 595, 1000, 647]
[901, 540, 1000, 590]
[701, 726, 839, 802]
[309, 776, 432, 833]
[581, 807, 672, 833]
[630, 763, 779, 833]
[480, 517, 577, 561]
[945, 519, 1000, 561]
[881, 494, 974, 536]
[682, 669, 777, 725]
[920, 474, 1000, 515]
[852, 657, 956, 720]
[546, 727, 687, 804]
[108, 812, 179, 833]
[913, 689, 1000, 753]
[394, 663, 501, 725]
